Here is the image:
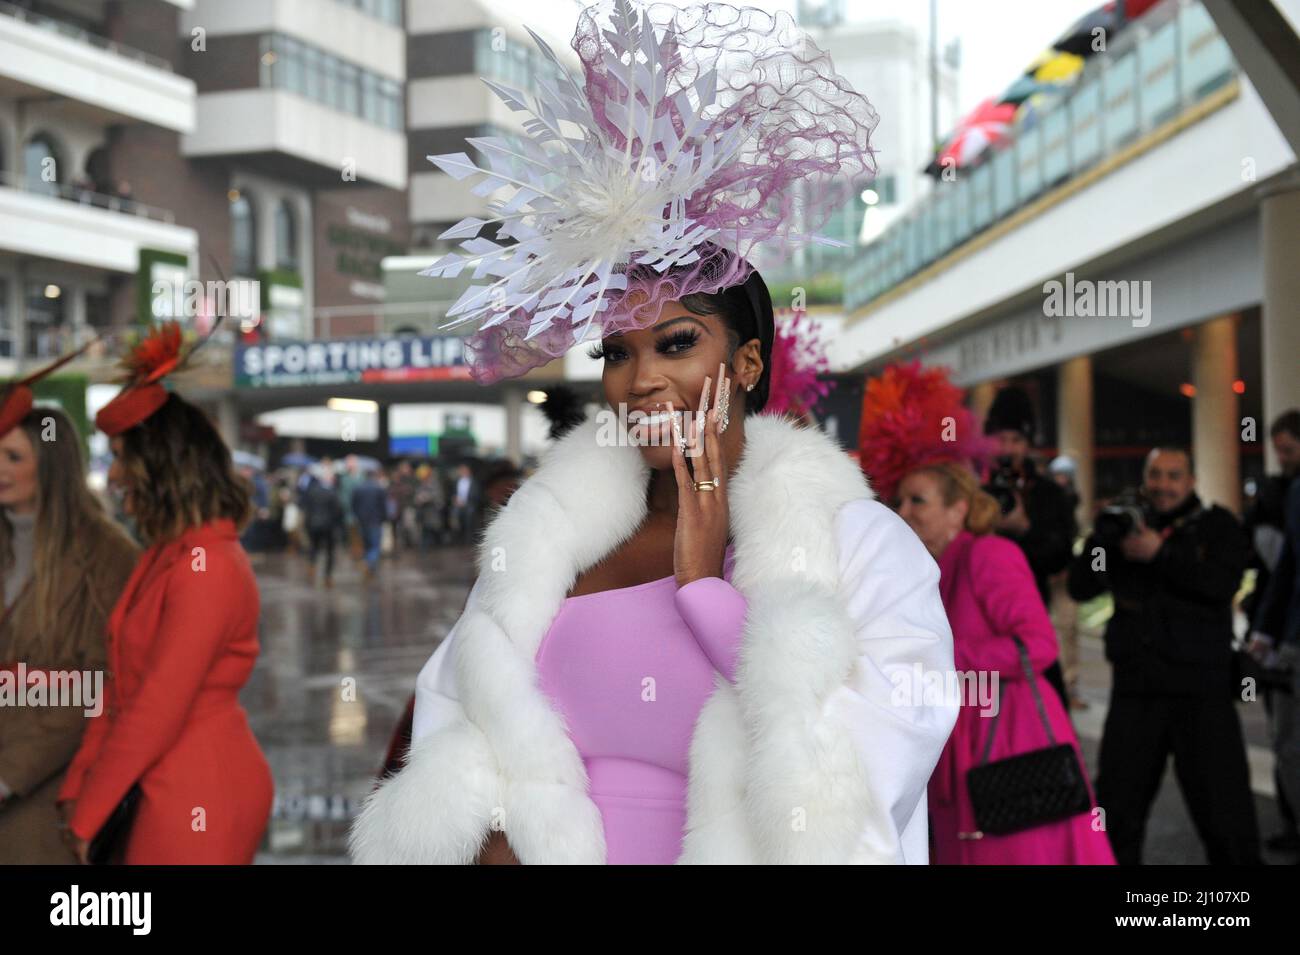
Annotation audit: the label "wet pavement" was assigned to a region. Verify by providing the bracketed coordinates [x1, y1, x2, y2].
[244, 542, 474, 864]
[242, 542, 1291, 865]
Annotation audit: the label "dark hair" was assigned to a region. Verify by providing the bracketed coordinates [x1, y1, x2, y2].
[678, 268, 774, 415]
[118, 393, 252, 543]
[1270, 409, 1300, 441]
[1147, 445, 1194, 475]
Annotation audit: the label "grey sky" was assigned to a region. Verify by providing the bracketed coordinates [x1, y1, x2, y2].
[486, 0, 1102, 121]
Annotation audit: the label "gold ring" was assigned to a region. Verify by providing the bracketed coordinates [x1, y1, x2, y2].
[693, 479, 719, 492]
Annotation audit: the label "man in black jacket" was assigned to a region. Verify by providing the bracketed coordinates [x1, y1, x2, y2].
[351, 467, 390, 581]
[1069, 446, 1260, 864]
[303, 465, 344, 588]
[985, 386, 1076, 707]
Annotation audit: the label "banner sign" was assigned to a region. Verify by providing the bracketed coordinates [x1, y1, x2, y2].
[235, 336, 473, 388]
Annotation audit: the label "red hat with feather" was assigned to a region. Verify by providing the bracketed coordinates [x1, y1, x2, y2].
[95, 321, 188, 436]
[857, 361, 996, 502]
[0, 339, 99, 437]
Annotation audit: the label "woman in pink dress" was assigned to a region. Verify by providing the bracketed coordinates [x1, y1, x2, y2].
[896, 461, 1115, 865]
[353, 287, 960, 865]
[351, 1, 960, 865]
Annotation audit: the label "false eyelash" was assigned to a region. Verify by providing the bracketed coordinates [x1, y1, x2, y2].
[586, 327, 700, 362]
[658, 328, 699, 352]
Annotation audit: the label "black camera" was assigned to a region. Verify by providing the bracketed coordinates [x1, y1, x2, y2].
[982, 456, 1023, 515]
[1094, 491, 1149, 550]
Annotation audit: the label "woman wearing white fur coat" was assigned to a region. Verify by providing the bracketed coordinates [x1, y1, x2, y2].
[350, 270, 960, 865]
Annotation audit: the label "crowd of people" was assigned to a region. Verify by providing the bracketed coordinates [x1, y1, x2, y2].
[236, 455, 525, 586]
[2, 0, 1298, 867]
[2, 329, 1298, 866]
[871, 374, 1299, 866]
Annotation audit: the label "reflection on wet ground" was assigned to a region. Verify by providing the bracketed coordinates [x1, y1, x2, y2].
[244, 544, 474, 863]
[242, 542, 1287, 865]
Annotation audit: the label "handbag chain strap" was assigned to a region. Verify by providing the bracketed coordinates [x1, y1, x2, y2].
[977, 634, 1059, 765]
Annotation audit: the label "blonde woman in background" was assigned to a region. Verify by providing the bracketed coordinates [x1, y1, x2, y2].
[0, 407, 138, 862]
[896, 462, 1114, 865]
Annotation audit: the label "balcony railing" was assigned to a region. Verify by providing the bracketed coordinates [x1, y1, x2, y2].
[844, 0, 1237, 312]
[9, 318, 236, 364]
[0, 169, 177, 225]
[0, 0, 175, 73]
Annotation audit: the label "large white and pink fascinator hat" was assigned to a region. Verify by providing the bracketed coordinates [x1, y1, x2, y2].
[426, 0, 880, 383]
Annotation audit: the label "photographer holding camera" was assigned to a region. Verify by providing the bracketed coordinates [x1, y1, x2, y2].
[1068, 447, 1260, 865]
[983, 386, 1076, 707]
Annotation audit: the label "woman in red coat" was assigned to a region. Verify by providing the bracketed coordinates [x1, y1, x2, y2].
[58, 325, 273, 863]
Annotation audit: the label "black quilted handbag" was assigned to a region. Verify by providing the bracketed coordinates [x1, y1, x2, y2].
[966, 636, 1092, 837]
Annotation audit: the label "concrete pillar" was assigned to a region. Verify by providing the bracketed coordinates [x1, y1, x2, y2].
[1191, 314, 1240, 514]
[1259, 177, 1300, 473]
[215, 394, 240, 450]
[377, 402, 390, 460]
[68, 286, 88, 346]
[14, 260, 28, 364]
[503, 387, 524, 466]
[1056, 355, 1095, 525]
[969, 380, 996, 423]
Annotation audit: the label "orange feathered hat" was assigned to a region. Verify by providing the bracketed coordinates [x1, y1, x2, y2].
[95, 322, 186, 436]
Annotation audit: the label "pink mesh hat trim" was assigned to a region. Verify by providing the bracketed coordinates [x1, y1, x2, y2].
[428, 0, 879, 383]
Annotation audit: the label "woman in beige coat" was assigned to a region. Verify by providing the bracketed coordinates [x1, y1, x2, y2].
[0, 406, 138, 863]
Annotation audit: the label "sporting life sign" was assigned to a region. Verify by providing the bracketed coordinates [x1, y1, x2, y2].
[235, 336, 473, 388]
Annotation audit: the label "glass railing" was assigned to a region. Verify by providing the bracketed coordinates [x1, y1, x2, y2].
[311, 302, 465, 341]
[331, 0, 402, 28]
[843, 0, 1236, 312]
[0, 0, 175, 73]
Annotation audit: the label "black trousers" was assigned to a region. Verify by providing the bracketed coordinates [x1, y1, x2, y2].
[1096, 693, 1261, 865]
[308, 527, 336, 580]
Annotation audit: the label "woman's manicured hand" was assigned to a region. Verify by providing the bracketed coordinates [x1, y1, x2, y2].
[670, 364, 731, 588]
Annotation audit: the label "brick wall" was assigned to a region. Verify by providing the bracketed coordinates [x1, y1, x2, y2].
[106, 123, 234, 325]
[313, 185, 410, 310]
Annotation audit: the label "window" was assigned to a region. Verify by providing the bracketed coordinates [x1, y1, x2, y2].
[381, 78, 403, 130]
[85, 291, 112, 330]
[23, 133, 63, 197]
[231, 193, 257, 276]
[303, 46, 322, 102]
[282, 36, 304, 95]
[25, 282, 67, 359]
[262, 32, 403, 129]
[275, 199, 298, 271]
[322, 52, 344, 110]
[84, 145, 111, 194]
[361, 72, 381, 125]
[340, 62, 359, 115]
[339, 0, 400, 25]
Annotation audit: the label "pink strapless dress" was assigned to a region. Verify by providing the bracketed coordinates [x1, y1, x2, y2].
[535, 546, 746, 864]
